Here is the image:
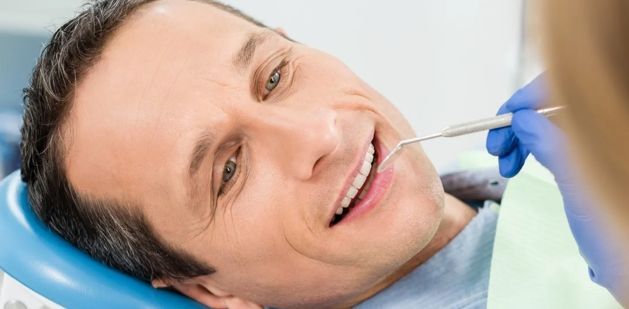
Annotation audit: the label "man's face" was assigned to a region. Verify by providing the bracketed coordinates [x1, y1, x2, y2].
[66, 0, 444, 307]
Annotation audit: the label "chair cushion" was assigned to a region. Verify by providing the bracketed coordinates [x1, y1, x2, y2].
[0, 171, 203, 308]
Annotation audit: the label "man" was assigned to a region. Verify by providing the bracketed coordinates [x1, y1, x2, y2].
[21, 0, 495, 307]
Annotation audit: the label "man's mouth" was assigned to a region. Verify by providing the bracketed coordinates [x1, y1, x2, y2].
[330, 141, 377, 226]
[329, 133, 394, 227]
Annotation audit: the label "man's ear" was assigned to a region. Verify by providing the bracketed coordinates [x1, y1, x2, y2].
[152, 278, 262, 309]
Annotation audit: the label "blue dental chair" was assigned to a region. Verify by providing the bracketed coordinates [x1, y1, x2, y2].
[0, 171, 205, 308]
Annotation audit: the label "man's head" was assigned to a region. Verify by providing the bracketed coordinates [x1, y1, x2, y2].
[21, 0, 444, 307]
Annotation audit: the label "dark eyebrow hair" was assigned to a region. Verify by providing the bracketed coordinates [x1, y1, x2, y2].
[234, 31, 269, 69]
[186, 129, 219, 224]
[189, 129, 215, 178]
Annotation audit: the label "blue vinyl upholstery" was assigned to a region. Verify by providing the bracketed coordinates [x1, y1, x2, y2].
[0, 170, 204, 308]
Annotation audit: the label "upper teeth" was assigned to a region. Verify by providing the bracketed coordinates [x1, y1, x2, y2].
[335, 143, 375, 215]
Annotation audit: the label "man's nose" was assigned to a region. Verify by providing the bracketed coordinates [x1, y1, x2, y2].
[251, 106, 339, 180]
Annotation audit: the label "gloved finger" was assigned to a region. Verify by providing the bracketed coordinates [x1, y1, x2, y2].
[505, 74, 547, 112]
[486, 126, 517, 156]
[487, 104, 517, 156]
[511, 109, 569, 179]
[498, 142, 529, 177]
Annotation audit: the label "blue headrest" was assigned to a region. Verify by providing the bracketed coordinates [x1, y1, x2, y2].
[0, 171, 204, 308]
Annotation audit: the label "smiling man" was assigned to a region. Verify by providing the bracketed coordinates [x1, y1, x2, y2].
[20, 0, 494, 308]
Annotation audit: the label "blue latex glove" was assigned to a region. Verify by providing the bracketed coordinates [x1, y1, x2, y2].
[486, 75, 626, 303]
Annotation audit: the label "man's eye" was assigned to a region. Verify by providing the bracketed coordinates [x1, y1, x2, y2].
[261, 59, 289, 99]
[222, 156, 237, 184]
[265, 69, 281, 92]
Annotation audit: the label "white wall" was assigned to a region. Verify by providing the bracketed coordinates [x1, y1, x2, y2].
[0, 0, 526, 172]
[0, 0, 84, 34]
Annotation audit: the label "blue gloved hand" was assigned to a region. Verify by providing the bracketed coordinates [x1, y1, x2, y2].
[486, 75, 626, 303]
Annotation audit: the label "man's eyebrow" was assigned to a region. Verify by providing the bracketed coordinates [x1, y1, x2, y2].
[189, 130, 215, 178]
[233, 31, 269, 69]
[187, 129, 218, 223]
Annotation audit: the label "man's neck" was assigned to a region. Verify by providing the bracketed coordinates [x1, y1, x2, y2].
[345, 193, 476, 307]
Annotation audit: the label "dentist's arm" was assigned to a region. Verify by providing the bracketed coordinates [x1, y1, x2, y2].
[486, 75, 626, 302]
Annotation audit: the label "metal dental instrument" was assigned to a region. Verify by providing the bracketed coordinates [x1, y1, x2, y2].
[377, 105, 565, 173]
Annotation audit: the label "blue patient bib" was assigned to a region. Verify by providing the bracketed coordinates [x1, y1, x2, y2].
[357, 204, 498, 309]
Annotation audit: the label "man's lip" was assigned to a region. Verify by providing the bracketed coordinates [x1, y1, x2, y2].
[336, 139, 393, 225]
[328, 131, 375, 226]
